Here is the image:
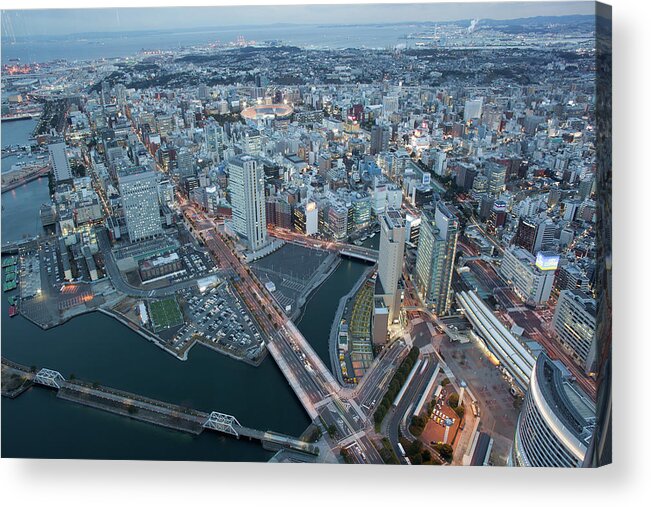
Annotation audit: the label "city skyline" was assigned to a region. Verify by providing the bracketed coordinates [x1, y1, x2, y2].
[1, 1, 610, 471]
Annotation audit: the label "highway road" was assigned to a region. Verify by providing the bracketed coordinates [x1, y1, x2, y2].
[179, 201, 397, 463]
[384, 355, 439, 463]
[355, 339, 409, 416]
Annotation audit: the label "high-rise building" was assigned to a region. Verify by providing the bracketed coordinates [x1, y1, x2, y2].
[514, 217, 537, 252]
[117, 165, 162, 242]
[370, 124, 391, 155]
[414, 201, 459, 315]
[487, 200, 507, 235]
[485, 162, 506, 194]
[49, 142, 73, 182]
[327, 204, 348, 241]
[204, 119, 224, 159]
[552, 290, 597, 374]
[293, 201, 319, 236]
[511, 353, 595, 467]
[377, 208, 406, 322]
[533, 219, 557, 254]
[464, 98, 483, 122]
[176, 148, 194, 178]
[228, 155, 267, 251]
[499, 247, 557, 305]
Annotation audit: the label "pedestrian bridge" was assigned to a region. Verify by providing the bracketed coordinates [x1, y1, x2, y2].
[10, 363, 319, 457]
[202, 411, 318, 455]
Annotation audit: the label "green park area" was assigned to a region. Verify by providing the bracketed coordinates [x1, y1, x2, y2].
[149, 297, 184, 333]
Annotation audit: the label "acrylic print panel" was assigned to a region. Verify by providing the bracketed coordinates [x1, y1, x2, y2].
[0, 1, 611, 467]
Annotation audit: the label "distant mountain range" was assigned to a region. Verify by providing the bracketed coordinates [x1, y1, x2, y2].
[3, 14, 600, 43]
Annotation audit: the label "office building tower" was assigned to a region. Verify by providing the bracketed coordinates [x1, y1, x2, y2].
[293, 201, 319, 236]
[499, 247, 557, 305]
[176, 148, 194, 178]
[327, 204, 348, 241]
[204, 119, 224, 158]
[155, 115, 174, 137]
[405, 213, 421, 247]
[228, 155, 267, 251]
[382, 95, 399, 116]
[370, 124, 391, 155]
[49, 142, 73, 182]
[552, 290, 597, 374]
[486, 162, 507, 194]
[414, 201, 459, 315]
[431, 149, 448, 177]
[198, 84, 210, 101]
[117, 165, 162, 242]
[456, 163, 478, 192]
[556, 264, 590, 292]
[487, 200, 507, 235]
[514, 217, 537, 252]
[377, 208, 406, 323]
[464, 98, 483, 122]
[511, 353, 595, 467]
[533, 219, 557, 253]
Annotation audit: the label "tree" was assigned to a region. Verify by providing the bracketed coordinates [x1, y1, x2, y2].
[434, 443, 453, 461]
[327, 425, 338, 438]
[307, 427, 322, 442]
[421, 449, 432, 463]
[448, 393, 459, 408]
[407, 439, 423, 457]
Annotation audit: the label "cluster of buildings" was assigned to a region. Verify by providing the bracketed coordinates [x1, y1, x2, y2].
[1, 28, 602, 467]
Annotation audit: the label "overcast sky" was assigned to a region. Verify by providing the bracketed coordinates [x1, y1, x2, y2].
[2, 2, 595, 38]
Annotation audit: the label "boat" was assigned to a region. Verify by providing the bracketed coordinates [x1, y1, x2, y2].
[8, 305, 18, 317]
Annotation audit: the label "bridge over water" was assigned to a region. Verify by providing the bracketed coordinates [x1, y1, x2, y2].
[3, 359, 319, 457]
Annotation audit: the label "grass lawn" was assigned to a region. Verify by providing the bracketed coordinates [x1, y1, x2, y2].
[149, 297, 184, 333]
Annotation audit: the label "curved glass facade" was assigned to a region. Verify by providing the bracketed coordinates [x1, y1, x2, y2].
[512, 354, 595, 467]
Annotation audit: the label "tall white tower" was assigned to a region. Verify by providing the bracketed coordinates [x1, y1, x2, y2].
[377, 208, 406, 323]
[228, 155, 267, 252]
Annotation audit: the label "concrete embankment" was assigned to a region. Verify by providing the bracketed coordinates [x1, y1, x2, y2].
[327, 266, 375, 386]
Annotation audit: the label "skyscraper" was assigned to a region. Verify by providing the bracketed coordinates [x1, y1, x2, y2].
[511, 353, 595, 467]
[377, 208, 406, 322]
[463, 97, 483, 122]
[117, 165, 162, 242]
[513, 217, 537, 252]
[485, 162, 506, 194]
[370, 124, 391, 155]
[552, 290, 597, 374]
[228, 155, 267, 251]
[414, 201, 459, 315]
[49, 142, 73, 182]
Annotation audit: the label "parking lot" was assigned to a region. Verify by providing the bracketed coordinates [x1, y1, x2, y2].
[171, 283, 265, 363]
[251, 243, 337, 314]
[171, 245, 216, 281]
